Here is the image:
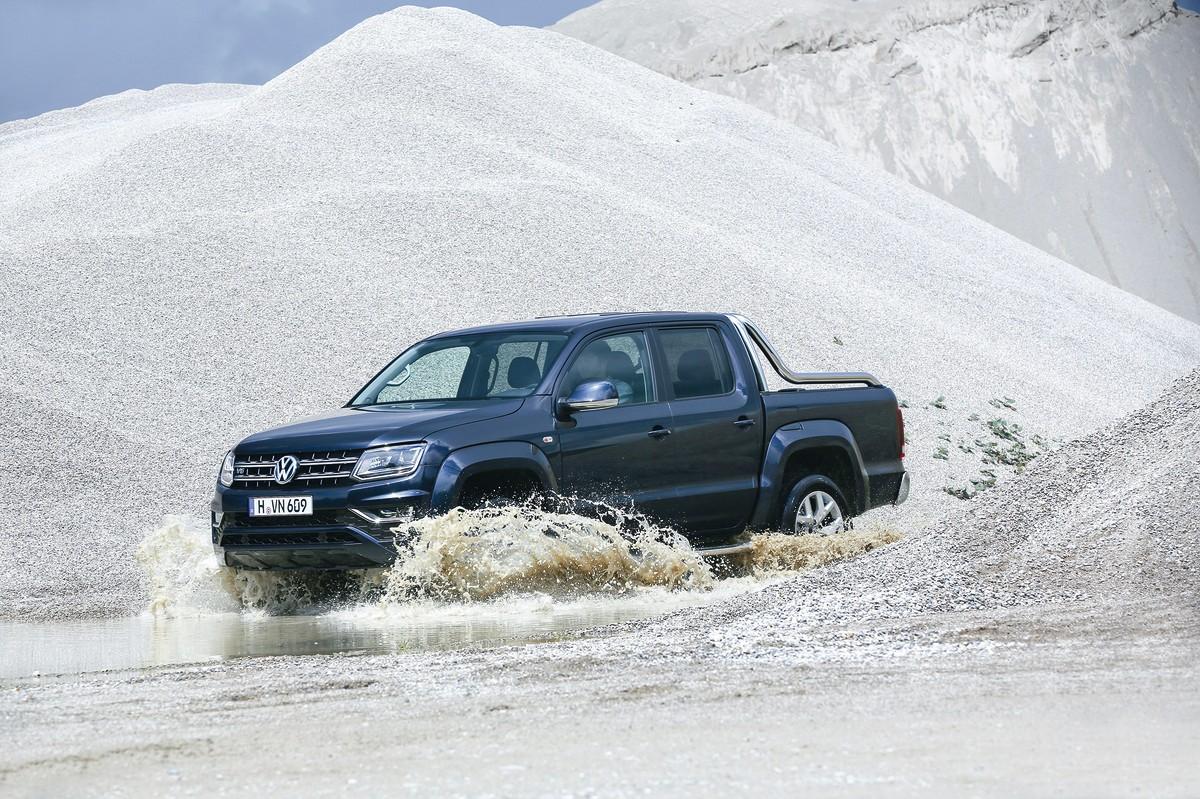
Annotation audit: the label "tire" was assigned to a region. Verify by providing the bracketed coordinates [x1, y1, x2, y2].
[780, 474, 852, 535]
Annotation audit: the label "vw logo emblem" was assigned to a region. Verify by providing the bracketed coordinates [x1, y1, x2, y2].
[274, 455, 299, 485]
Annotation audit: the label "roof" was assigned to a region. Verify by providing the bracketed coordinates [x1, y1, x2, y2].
[428, 311, 733, 339]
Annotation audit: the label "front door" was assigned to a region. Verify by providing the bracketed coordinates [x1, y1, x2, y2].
[555, 330, 679, 520]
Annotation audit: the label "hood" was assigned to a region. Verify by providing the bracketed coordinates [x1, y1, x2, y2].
[236, 399, 524, 454]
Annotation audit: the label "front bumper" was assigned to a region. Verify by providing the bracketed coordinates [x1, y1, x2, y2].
[211, 479, 431, 571]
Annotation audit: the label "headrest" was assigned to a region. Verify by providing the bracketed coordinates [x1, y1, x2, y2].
[606, 350, 636, 381]
[507, 356, 541, 389]
[677, 349, 715, 383]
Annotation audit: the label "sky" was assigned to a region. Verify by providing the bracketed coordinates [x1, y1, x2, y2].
[0, 1, 594, 123]
[3, 0, 1199, 124]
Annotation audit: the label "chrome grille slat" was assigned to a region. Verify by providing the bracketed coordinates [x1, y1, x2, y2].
[231, 449, 363, 489]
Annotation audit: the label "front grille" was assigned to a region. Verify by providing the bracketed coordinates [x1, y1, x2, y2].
[232, 450, 362, 489]
[215, 509, 401, 547]
[228, 510, 348, 528]
[221, 530, 362, 547]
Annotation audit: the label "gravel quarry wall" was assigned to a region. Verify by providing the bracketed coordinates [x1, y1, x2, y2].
[554, 0, 1200, 321]
[1, 6, 1198, 620]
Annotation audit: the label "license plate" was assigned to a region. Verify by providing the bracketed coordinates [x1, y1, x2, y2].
[249, 496, 313, 517]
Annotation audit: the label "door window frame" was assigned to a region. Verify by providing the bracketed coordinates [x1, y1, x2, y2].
[651, 324, 738, 401]
[553, 327, 660, 407]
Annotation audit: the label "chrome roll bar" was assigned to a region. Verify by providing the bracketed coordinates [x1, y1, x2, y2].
[725, 314, 881, 388]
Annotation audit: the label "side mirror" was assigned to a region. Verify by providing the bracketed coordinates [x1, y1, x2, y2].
[557, 380, 619, 417]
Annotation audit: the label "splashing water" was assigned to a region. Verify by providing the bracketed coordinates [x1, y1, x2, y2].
[136, 508, 902, 618]
[136, 517, 382, 616]
[137, 516, 241, 616]
[381, 505, 712, 603]
[732, 525, 904, 575]
[1, 511, 904, 677]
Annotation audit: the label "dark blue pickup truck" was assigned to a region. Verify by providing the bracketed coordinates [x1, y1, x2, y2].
[212, 312, 908, 569]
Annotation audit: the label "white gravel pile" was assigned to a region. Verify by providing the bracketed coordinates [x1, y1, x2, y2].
[650, 367, 1200, 662]
[554, 0, 1200, 321]
[1, 6, 1197, 620]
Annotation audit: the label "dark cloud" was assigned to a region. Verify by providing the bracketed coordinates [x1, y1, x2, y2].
[0, 1, 593, 123]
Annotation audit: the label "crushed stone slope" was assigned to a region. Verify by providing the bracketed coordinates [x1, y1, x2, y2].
[643, 368, 1200, 662]
[554, 0, 1200, 321]
[0, 83, 251, 208]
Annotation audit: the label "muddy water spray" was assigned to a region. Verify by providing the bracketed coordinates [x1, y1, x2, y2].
[734, 526, 903, 575]
[381, 505, 713, 602]
[137, 509, 901, 617]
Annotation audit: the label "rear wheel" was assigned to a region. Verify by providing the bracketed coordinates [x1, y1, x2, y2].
[780, 475, 851, 535]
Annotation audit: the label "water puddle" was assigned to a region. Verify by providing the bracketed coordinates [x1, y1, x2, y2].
[0, 589, 734, 679]
[2, 507, 899, 679]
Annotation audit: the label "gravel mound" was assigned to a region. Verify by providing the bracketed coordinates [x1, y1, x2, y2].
[1, 6, 1197, 619]
[554, 0, 1200, 321]
[0, 83, 251, 206]
[655, 368, 1200, 660]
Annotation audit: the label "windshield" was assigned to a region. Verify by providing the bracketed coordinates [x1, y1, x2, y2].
[350, 332, 569, 406]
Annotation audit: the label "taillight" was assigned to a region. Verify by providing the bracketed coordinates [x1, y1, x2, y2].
[896, 405, 906, 459]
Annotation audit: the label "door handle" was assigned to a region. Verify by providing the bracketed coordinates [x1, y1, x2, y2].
[733, 417, 756, 428]
[647, 426, 672, 439]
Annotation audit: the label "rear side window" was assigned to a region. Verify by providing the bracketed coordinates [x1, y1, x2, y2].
[658, 327, 734, 399]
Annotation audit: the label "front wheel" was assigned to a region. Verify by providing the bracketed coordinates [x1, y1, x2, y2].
[780, 475, 851, 535]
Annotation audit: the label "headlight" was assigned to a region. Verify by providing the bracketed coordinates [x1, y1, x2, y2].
[219, 450, 236, 487]
[352, 444, 425, 481]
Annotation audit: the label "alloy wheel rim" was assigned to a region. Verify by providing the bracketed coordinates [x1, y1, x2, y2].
[794, 490, 844, 535]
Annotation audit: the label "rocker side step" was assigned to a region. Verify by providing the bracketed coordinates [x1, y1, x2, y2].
[694, 540, 754, 557]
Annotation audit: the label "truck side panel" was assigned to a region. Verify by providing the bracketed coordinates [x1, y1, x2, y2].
[760, 386, 904, 514]
[749, 419, 870, 528]
[430, 440, 560, 513]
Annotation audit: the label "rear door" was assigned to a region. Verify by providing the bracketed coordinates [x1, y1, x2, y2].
[652, 324, 763, 535]
[555, 329, 679, 520]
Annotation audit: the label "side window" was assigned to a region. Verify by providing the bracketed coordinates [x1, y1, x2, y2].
[562, 332, 654, 406]
[658, 328, 734, 399]
[487, 339, 553, 397]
